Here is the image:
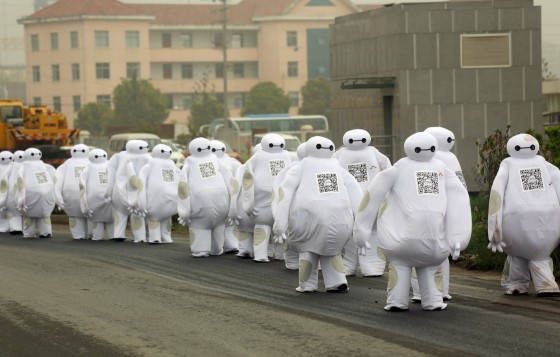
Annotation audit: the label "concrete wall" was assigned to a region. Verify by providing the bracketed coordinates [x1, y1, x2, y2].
[330, 0, 542, 190]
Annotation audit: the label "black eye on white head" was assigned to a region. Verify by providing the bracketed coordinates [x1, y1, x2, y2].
[139, 146, 144, 150]
[197, 148, 202, 152]
[515, 144, 536, 151]
[349, 138, 366, 144]
[31, 153, 35, 156]
[212, 148, 216, 152]
[280, 143, 284, 148]
[268, 143, 274, 148]
[73, 149, 77, 152]
[447, 137, 454, 143]
[82, 149, 86, 153]
[95, 155, 99, 159]
[161, 149, 165, 153]
[221, 148, 225, 152]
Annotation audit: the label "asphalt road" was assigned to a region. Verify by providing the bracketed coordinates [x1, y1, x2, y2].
[1, 226, 560, 357]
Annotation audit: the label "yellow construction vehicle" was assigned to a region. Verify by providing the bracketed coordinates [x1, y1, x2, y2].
[0, 99, 79, 152]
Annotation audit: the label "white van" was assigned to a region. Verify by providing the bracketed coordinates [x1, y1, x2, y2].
[108, 132, 184, 168]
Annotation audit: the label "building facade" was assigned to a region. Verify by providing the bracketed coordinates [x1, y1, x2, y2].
[19, 0, 377, 128]
[330, 0, 542, 188]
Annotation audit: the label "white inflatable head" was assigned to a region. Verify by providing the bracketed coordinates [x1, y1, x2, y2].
[507, 133, 539, 159]
[261, 133, 286, 153]
[189, 137, 212, 157]
[24, 148, 42, 161]
[343, 129, 371, 150]
[152, 144, 172, 159]
[89, 149, 108, 163]
[71, 144, 89, 158]
[404, 132, 437, 162]
[0, 151, 13, 165]
[251, 143, 262, 155]
[13, 150, 25, 163]
[425, 127, 455, 152]
[305, 136, 335, 159]
[296, 143, 307, 160]
[126, 140, 149, 155]
[210, 140, 227, 158]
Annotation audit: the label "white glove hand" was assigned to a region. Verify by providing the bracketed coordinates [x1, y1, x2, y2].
[452, 242, 461, 260]
[85, 210, 94, 219]
[137, 209, 147, 218]
[0, 206, 5, 212]
[357, 241, 371, 256]
[247, 207, 259, 218]
[57, 204, 65, 212]
[273, 233, 286, 244]
[488, 230, 506, 253]
[178, 216, 191, 226]
[227, 215, 241, 226]
[104, 195, 112, 204]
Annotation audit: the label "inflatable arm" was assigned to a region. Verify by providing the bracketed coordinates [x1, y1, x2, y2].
[487, 162, 509, 253]
[272, 162, 303, 243]
[136, 165, 149, 216]
[105, 155, 119, 200]
[0, 165, 11, 209]
[15, 166, 26, 212]
[241, 159, 257, 217]
[177, 168, 191, 225]
[444, 168, 472, 259]
[78, 167, 92, 217]
[341, 169, 364, 214]
[54, 163, 66, 208]
[546, 162, 560, 206]
[125, 160, 139, 213]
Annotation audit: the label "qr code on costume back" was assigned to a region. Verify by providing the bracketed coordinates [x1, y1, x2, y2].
[348, 163, 368, 183]
[161, 168, 175, 183]
[269, 160, 285, 177]
[199, 162, 216, 178]
[415, 171, 439, 195]
[316, 172, 339, 194]
[74, 166, 86, 178]
[519, 168, 544, 191]
[35, 172, 48, 185]
[98, 170, 108, 184]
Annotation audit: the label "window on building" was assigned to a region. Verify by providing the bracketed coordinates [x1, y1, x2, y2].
[31, 34, 39, 52]
[215, 63, 224, 78]
[162, 33, 172, 48]
[126, 62, 141, 78]
[71, 63, 80, 80]
[181, 63, 193, 79]
[214, 32, 223, 48]
[287, 61, 298, 77]
[233, 63, 244, 78]
[180, 33, 192, 48]
[94, 31, 109, 48]
[231, 33, 243, 48]
[163, 63, 173, 79]
[126, 31, 140, 48]
[32, 66, 40, 82]
[289, 91, 299, 107]
[96, 95, 111, 107]
[53, 96, 61, 111]
[33, 97, 41, 106]
[461, 33, 511, 68]
[96, 62, 110, 79]
[287, 31, 297, 47]
[50, 33, 58, 50]
[232, 93, 244, 108]
[181, 94, 193, 109]
[51, 64, 60, 81]
[70, 31, 78, 49]
[72, 95, 81, 112]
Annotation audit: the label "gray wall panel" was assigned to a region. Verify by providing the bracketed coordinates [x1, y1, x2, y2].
[432, 69, 454, 104]
[477, 68, 501, 103]
[525, 65, 543, 101]
[486, 102, 510, 132]
[501, 67, 524, 102]
[511, 30, 531, 66]
[395, 34, 415, 70]
[430, 10, 453, 33]
[409, 70, 432, 104]
[509, 101, 532, 133]
[407, 10, 430, 33]
[416, 104, 440, 130]
[416, 34, 438, 69]
[523, 6, 541, 30]
[453, 9, 477, 33]
[455, 69, 478, 104]
[440, 104, 464, 136]
[439, 33, 460, 69]
[500, 8, 523, 30]
[463, 103, 485, 138]
[476, 9, 499, 32]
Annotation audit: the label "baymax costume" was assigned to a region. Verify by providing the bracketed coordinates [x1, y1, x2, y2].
[273, 136, 362, 292]
[16, 148, 57, 238]
[106, 139, 151, 242]
[335, 129, 392, 277]
[2, 150, 24, 234]
[180, 137, 231, 257]
[411, 127, 464, 302]
[137, 144, 189, 244]
[354, 132, 471, 311]
[79, 149, 114, 240]
[0, 151, 14, 232]
[242, 133, 293, 262]
[488, 133, 560, 297]
[211, 139, 241, 253]
[55, 144, 90, 240]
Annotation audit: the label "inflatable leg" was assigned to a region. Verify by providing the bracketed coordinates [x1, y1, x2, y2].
[0, 210, 9, 232]
[441, 258, 451, 300]
[501, 255, 530, 295]
[253, 224, 271, 262]
[321, 254, 348, 292]
[147, 218, 162, 243]
[235, 229, 253, 258]
[69, 216, 87, 239]
[342, 239, 358, 276]
[7, 212, 23, 233]
[210, 224, 225, 256]
[411, 268, 421, 302]
[223, 224, 238, 253]
[37, 217, 52, 238]
[161, 218, 173, 244]
[358, 230, 386, 277]
[297, 252, 319, 292]
[112, 210, 128, 239]
[131, 214, 146, 243]
[385, 263, 412, 311]
[190, 227, 211, 257]
[416, 265, 446, 311]
[284, 241, 299, 270]
[530, 258, 560, 296]
[91, 222, 105, 240]
[23, 217, 36, 238]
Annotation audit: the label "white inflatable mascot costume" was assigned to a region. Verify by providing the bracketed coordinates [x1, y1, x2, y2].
[335, 129, 391, 277]
[3, 150, 24, 234]
[55, 144, 90, 240]
[211, 139, 241, 253]
[106, 139, 151, 242]
[354, 132, 471, 311]
[242, 133, 292, 262]
[488, 133, 560, 297]
[16, 148, 57, 238]
[273, 136, 362, 292]
[0, 151, 14, 232]
[137, 144, 189, 244]
[180, 137, 231, 257]
[79, 149, 114, 240]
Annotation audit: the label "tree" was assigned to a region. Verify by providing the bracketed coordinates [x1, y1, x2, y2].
[75, 102, 113, 136]
[188, 74, 225, 136]
[241, 82, 290, 116]
[542, 58, 558, 80]
[298, 76, 331, 117]
[112, 78, 169, 128]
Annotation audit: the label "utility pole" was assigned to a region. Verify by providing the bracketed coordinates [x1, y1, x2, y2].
[219, 0, 229, 121]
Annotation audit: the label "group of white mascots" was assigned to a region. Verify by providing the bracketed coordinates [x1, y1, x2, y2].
[1, 127, 559, 311]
